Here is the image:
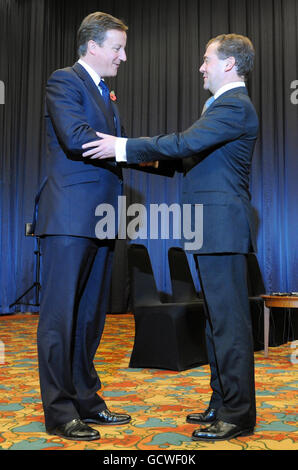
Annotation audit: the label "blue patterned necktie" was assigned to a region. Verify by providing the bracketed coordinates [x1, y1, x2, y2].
[201, 95, 215, 115]
[99, 79, 111, 108]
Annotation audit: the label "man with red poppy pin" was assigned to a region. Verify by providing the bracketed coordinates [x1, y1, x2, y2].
[34, 12, 132, 441]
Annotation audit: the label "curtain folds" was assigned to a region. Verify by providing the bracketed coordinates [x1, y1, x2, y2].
[0, 0, 297, 314]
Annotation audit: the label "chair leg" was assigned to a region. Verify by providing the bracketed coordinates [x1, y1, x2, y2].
[264, 305, 270, 357]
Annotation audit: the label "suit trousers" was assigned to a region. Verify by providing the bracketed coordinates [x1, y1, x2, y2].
[194, 253, 256, 428]
[37, 235, 114, 430]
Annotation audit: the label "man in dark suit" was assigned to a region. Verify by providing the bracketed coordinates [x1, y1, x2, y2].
[35, 12, 131, 441]
[82, 34, 259, 441]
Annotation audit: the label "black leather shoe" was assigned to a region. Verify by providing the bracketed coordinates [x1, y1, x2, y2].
[47, 418, 100, 441]
[192, 419, 254, 441]
[82, 408, 131, 425]
[186, 407, 217, 424]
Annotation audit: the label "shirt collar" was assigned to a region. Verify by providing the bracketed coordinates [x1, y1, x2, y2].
[214, 81, 246, 100]
[78, 58, 101, 87]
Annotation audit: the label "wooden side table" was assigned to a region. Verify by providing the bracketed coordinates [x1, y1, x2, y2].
[261, 295, 298, 357]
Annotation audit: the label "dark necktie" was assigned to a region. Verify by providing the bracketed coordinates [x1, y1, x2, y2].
[99, 79, 111, 109]
[98, 79, 119, 174]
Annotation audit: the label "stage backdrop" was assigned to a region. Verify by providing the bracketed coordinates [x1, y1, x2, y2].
[0, 0, 297, 314]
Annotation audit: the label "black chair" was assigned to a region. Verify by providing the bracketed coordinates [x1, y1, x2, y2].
[128, 244, 208, 371]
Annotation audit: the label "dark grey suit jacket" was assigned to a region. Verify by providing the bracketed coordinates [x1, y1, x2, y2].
[125, 87, 259, 254]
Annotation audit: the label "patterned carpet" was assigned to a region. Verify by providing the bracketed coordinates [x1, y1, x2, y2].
[0, 313, 297, 451]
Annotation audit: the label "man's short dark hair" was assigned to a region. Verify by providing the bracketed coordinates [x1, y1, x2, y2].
[77, 11, 128, 57]
[208, 34, 255, 80]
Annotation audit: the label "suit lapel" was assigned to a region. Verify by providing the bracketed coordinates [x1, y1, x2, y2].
[72, 62, 116, 134]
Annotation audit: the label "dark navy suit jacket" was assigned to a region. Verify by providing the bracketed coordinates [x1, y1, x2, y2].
[125, 87, 259, 254]
[35, 62, 123, 238]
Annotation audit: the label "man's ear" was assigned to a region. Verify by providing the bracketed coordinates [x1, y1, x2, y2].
[87, 40, 98, 55]
[225, 56, 236, 72]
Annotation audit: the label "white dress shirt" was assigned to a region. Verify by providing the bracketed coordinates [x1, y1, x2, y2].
[213, 81, 245, 99]
[78, 58, 101, 87]
[115, 81, 246, 162]
[78, 58, 109, 100]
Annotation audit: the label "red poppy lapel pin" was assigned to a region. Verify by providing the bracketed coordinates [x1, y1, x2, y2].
[110, 90, 117, 101]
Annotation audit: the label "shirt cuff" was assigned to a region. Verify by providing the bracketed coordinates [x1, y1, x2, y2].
[115, 138, 128, 162]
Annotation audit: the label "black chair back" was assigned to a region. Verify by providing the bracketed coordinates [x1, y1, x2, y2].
[168, 247, 199, 302]
[128, 243, 160, 308]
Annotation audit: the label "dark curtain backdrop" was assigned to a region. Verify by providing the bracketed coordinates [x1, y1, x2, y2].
[0, 0, 297, 314]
